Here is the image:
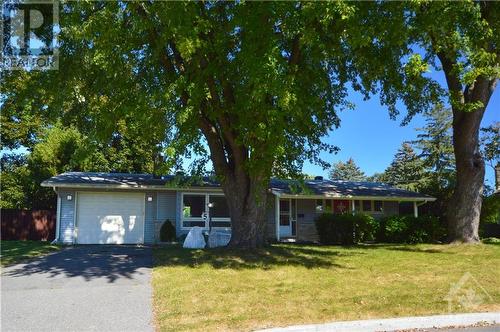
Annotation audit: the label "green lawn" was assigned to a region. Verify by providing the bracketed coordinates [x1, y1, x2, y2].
[153, 243, 500, 331]
[0, 241, 60, 266]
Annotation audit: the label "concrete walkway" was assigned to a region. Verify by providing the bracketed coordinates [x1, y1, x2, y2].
[1, 245, 153, 332]
[261, 313, 500, 332]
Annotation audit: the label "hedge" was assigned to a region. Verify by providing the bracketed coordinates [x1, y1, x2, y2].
[315, 213, 445, 245]
[314, 213, 378, 245]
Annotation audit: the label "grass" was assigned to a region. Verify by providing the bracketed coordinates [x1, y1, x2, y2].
[153, 243, 500, 332]
[0, 240, 60, 266]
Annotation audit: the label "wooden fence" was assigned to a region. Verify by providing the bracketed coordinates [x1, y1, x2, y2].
[1, 209, 56, 241]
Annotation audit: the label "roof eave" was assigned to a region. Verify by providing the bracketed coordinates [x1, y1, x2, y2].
[41, 181, 223, 192]
[271, 190, 435, 202]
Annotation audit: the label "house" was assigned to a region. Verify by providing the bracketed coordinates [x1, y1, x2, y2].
[41, 172, 435, 245]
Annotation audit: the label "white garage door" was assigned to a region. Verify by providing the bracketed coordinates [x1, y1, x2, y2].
[76, 192, 145, 244]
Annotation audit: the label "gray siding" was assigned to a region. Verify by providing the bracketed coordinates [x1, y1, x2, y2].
[144, 192, 156, 244]
[155, 192, 177, 242]
[59, 190, 76, 244]
[176, 192, 184, 237]
[383, 201, 399, 216]
[266, 194, 276, 240]
[296, 199, 319, 242]
[157, 192, 177, 221]
[55, 188, 404, 245]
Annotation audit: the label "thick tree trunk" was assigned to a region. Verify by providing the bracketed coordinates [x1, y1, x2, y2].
[447, 108, 485, 243]
[223, 175, 268, 248]
[199, 115, 270, 249]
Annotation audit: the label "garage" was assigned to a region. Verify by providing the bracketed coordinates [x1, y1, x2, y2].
[76, 192, 145, 244]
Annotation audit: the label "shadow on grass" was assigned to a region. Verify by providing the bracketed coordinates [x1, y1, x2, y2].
[154, 244, 355, 270]
[1, 241, 59, 266]
[350, 243, 452, 254]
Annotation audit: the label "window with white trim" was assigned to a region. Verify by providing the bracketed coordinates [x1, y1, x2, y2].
[182, 194, 206, 228]
[374, 200, 384, 212]
[362, 200, 372, 212]
[315, 199, 323, 213]
[209, 195, 231, 228]
[181, 193, 231, 229]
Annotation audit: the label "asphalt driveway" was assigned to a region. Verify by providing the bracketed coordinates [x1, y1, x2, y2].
[1, 245, 153, 332]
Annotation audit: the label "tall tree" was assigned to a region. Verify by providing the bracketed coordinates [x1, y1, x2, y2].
[382, 143, 426, 191]
[13, 2, 497, 246]
[409, 2, 500, 242]
[411, 105, 455, 219]
[0, 123, 163, 209]
[4, 2, 437, 248]
[480, 122, 500, 172]
[329, 158, 366, 181]
[358, 2, 499, 242]
[412, 104, 455, 186]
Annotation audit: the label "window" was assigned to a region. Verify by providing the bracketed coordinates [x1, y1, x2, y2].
[182, 194, 206, 228]
[362, 200, 372, 212]
[209, 196, 229, 218]
[183, 220, 206, 228]
[315, 199, 323, 213]
[324, 199, 333, 212]
[209, 195, 231, 228]
[181, 193, 232, 229]
[374, 201, 383, 212]
[333, 200, 349, 214]
[183, 195, 205, 218]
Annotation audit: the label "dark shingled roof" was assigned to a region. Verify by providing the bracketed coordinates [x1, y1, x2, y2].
[269, 178, 433, 199]
[42, 172, 434, 200]
[42, 172, 220, 188]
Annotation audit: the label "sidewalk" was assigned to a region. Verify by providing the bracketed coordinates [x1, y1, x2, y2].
[260, 312, 500, 332]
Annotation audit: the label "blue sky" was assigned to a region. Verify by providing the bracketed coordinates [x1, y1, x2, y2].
[302, 83, 500, 188]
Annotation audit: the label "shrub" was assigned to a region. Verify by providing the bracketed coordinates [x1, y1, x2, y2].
[480, 194, 500, 238]
[159, 219, 176, 242]
[315, 213, 377, 245]
[378, 215, 445, 244]
[481, 194, 500, 224]
[353, 213, 379, 242]
[482, 237, 500, 245]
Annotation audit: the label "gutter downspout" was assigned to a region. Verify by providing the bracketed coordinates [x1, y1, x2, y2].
[274, 193, 280, 242]
[51, 187, 60, 244]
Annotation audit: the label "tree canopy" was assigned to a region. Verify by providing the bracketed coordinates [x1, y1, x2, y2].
[1, 1, 498, 245]
[329, 158, 366, 181]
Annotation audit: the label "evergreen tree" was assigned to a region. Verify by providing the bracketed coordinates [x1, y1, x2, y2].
[480, 122, 500, 171]
[412, 104, 455, 188]
[328, 158, 366, 181]
[366, 172, 386, 183]
[410, 105, 456, 219]
[383, 143, 425, 191]
[480, 122, 500, 194]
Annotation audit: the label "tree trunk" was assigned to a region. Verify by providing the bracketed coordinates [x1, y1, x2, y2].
[447, 108, 485, 243]
[223, 175, 268, 248]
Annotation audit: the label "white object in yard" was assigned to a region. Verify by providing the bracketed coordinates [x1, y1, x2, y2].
[208, 230, 231, 248]
[183, 226, 206, 249]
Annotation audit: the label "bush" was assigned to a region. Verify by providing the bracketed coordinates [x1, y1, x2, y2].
[482, 237, 500, 245]
[159, 219, 176, 242]
[480, 194, 500, 238]
[481, 194, 500, 224]
[315, 213, 377, 245]
[378, 215, 445, 244]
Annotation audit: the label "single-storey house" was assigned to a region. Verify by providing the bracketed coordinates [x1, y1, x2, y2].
[41, 172, 435, 245]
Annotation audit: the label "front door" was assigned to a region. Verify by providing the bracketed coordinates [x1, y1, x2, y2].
[279, 199, 296, 237]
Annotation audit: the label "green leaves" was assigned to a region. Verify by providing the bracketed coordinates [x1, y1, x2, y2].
[328, 158, 366, 181]
[2, 1, 498, 183]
